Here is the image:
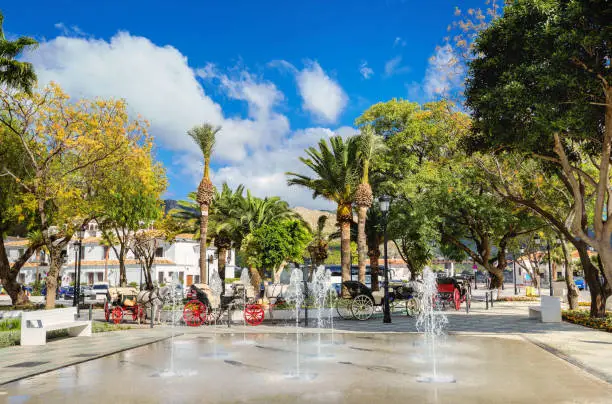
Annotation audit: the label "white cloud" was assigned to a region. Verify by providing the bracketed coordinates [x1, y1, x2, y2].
[213, 126, 358, 210]
[23, 32, 294, 164]
[393, 37, 406, 47]
[384, 55, 411, 77]
[359, 61, 374, 79]
[422, 44, 464, 99]
[275, 60, 348, 124]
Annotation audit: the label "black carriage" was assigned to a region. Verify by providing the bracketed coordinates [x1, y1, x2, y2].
[335, 280, 421, 321]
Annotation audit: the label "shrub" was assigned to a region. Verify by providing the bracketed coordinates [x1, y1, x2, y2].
[562, 310, 612, 333]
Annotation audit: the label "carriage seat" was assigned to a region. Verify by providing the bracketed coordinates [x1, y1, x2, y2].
[371, 290, 385, 305]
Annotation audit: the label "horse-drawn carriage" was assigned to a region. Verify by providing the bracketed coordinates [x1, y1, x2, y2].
[435, 276, 471, 312]
[104, 287, 145, 324]
[182, 282, 265, 327]
[336, 280, 422, 321]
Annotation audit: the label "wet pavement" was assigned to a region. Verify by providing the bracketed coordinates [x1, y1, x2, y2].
[2, 332, 611, 404]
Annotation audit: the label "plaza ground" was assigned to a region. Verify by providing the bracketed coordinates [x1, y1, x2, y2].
[1, 290, 611, 403]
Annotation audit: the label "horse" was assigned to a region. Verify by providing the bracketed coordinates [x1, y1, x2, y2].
[137, 286, 172, 324]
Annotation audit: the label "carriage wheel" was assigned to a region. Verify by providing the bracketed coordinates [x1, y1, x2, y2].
[406, 297, 419, 317]
[351, 295, 374, 321]
[111, 307, 123, 324]
[453, 289, 461, 311]
[244, 304, 265, 326]
[183, 300, 207, 327]
[336, 298, 353, 320]
[104, 300, 110, 322]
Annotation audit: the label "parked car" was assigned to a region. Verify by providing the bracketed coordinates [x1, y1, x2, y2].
[80, 285, 95, 299]
[92, 283, 109, 300]
[574, 277, 585, 290]
[59, 286, 74, 300]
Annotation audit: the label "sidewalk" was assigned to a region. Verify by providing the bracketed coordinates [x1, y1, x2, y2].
[0, 327, 175, 385]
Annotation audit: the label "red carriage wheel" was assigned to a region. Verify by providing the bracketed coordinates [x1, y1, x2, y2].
[131, 305, 145, 322]
[183, 300, 207, 327]
[111, 307, 123, 324]
[244, 304, 265, 326]
[104, 300, 110, 322]
[453, 289, 461, 311]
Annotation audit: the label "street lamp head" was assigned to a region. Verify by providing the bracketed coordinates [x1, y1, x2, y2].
[378, 195, 391, 213]
[533, 234, 541, 245]
[77, 225, 86, 240]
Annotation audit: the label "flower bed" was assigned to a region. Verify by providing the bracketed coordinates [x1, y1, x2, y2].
[578, 301, 591, 307]
[562, 310, 612, 333]
[497, 296, 539, 302]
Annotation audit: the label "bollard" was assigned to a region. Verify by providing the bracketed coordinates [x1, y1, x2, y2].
[89, 304, 93, 321]
[485, 292, 489, 310]
[491, 292, 494, 307]
[150, 304, 154, 328]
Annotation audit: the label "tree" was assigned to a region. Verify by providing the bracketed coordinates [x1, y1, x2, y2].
[465, 0, 612, 315]
[96, 136, 166, 286]
[354, 125, 385, 284]
[307, 215, 331, 271]
[0, 84, 146, 307]
[188, 124, 221, 285]
[242, 219, 311, 285]
[387, 198, 436, 280]
[0, 10, 37, 94]
[287, 136, 360, 291]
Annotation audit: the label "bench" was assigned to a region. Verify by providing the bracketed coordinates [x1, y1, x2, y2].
[528, 295, 561, 323]
[20, 307, 92, 346]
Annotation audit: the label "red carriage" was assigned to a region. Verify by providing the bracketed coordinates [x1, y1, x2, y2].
[182, 283, 265, 327]
[435, 277, 471, 313]
[104, 287, 145, 324]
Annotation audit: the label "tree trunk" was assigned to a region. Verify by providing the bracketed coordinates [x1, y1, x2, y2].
[0, 238, 28, 306]
[369, 248, 380, 291]
[273, 261, 287, 283]
[340, 219, 351, 296]
[560, 239, 579, 310]
[357, 205, 368, 284]
[575, 240, 610, 317]
[249, 266, 261, 298]
[118, 244, 127, 287]
[199, 204, 209, 284]
[45, 246, 63, 309]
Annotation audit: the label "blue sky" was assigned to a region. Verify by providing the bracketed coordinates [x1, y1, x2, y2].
[4, 0, 480, 209]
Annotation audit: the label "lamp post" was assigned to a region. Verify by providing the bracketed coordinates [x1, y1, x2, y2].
[379, 195, 392, 324]
[72, 225, 86, 308]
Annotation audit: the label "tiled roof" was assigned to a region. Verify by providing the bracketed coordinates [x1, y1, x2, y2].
[175, 233, 195, 240]
[4, 239, 29, 247]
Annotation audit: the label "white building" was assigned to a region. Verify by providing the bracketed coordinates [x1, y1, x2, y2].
[3, 229, 236, 288]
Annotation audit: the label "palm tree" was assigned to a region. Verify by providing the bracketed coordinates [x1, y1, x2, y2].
[0, 11, 37, 94]
[355, 125, 386, 284]
[187, 123, 221, 284]
[287, 135, 360, 290]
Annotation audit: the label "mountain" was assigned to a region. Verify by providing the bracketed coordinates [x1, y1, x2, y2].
[292, 206, 336, 234]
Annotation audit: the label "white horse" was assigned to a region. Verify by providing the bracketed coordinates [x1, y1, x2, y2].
[137, 286, 171, 324]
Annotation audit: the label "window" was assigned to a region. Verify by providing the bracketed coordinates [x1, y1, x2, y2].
[97, 273, 104, 282]
[155, 247, 164, 258]
[80, 246, 86, 259]
[158, 272, 164, 284]
[19, 273, 25, 283]
[179, 272, 184, 283]
[194, 275, 200, 284]
[102, 246, 109, 260]
[18, 248, 24, 257]
[168, 271, 174, 281]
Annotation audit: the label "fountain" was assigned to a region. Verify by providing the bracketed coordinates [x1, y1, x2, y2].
[285, 267, 305, 378]
[203, 268, 226, 358]
[310, 265, 334, 357]
[415, 268, 454, 383]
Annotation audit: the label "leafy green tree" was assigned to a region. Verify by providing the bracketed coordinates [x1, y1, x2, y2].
[242, 219, 311, 285]
[287, 136, 360, 289]
[465, 0, 611, 314]
[0, 10, 37, 94]
[188, 124, 221, 285]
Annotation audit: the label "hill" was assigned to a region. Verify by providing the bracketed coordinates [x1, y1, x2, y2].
[292, 206, 336, 234]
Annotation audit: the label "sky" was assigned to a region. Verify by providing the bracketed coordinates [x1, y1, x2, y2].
[3, 0, 480, 210]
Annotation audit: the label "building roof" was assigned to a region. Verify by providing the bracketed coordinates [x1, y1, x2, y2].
[4, 239, 29, 247]
[175, 233, 195, 240]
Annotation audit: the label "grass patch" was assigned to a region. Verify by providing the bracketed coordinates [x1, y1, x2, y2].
[92, 321, 133, 333]
[562, 310, 612, 333]
[497, 296, 539, 302]
[0, 318, 20, 331]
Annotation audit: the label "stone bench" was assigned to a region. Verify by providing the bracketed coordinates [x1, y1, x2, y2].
[528, 295, 561, 323]
[20, 307, 91, 346]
